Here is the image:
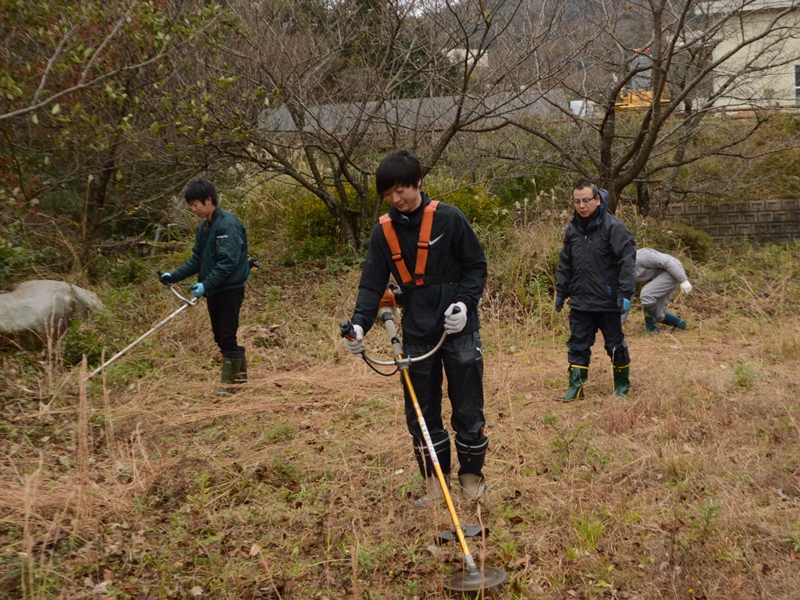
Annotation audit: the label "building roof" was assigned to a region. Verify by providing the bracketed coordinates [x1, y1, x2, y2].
[701, 0, 799, 15]
[260, 89, 567, 135]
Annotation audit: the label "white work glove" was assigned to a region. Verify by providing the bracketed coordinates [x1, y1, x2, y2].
[680, 280, 693, 295]
[343, 324, 364, 355]
[444, 302, 467, 335]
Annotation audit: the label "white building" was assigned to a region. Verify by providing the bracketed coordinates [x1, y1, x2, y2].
[706, 0, 800, 107]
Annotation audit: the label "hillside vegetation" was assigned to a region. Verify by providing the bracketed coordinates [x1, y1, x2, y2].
[1, 218, 799, 599]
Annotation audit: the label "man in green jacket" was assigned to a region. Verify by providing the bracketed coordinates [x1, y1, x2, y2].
[160, 178, 250, 389]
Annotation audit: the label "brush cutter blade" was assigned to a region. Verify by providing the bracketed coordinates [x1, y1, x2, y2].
[436, 526, 489, 545]
[442, 566, 507, 593]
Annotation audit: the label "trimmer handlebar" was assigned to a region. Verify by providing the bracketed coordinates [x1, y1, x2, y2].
[156, 270, 198, 306]
[340, 301, 459, 366]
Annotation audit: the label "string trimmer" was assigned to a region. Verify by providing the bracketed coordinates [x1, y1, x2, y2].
[84, 275, 198, 381]
[340, 286, 507, 594]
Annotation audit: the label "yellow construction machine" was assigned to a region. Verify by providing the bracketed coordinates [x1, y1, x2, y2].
[615, 48, 670, 111]
[615, 87, 670, 111]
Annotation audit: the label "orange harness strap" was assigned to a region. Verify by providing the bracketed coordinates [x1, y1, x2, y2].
[379, 201, 439, 286]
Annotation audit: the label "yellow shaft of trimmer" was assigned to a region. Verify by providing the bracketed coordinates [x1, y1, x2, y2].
[399, 363, 475, 565]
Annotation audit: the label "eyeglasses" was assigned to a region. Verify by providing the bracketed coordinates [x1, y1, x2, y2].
[572, 196, 597, 206]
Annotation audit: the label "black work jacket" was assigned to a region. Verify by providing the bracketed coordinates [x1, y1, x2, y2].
[352, 192, 487, 345]
[555, 190, 636, 312]
[170, 207, 249, 297]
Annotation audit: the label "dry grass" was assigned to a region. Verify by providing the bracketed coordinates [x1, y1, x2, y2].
[1, 249, 799, 600]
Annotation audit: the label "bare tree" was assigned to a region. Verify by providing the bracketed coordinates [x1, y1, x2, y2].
[193, 0, 589, 249]
[507, 0, 800, 214]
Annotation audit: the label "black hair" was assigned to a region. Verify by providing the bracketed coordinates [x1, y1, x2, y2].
[375, 150, 422, 196]
[184, 178, 218, 206]
[572, 177, 599, 198]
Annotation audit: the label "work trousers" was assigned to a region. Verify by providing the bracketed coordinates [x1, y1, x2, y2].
[639, 271, 679, 321]
[206, 288, 245, 359]
[567, 309, 630, 367]
[403, 331, 486, 477]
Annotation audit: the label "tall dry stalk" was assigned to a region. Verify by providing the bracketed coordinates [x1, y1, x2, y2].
[76, 356, 89, 529]
[43, 292, 70, 397]
[101, 349, 116, 460]
[20, 455, 42, 600]
[350, 539, 358, 600]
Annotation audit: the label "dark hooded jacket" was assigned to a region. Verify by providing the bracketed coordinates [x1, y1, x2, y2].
[352, 192, 487, 345]
[170, 206, 249, 297]
[555, 189, 636, 312]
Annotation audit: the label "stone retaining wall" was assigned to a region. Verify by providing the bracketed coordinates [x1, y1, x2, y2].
[667, 199, 800, 244]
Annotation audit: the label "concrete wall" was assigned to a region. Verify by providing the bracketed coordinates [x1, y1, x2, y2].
[667, 199, 800, 244]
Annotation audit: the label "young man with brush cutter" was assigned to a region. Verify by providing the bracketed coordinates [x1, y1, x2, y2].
[159, 178, 250, 393]
[343, 150, 489, 508]
[555, 178, 637, 400]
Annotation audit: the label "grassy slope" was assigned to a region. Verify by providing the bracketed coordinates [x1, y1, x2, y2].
[1, 244, 799, 599]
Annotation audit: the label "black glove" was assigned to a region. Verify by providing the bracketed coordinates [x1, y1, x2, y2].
[555, 296, 565, 312]
[159, 272, 173, 286]
[617, 298, 631, 314]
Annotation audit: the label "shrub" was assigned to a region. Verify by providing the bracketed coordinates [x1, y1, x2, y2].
[61, 319, 104, 367]
[99, 256, 152, 287]
[425, 178, 508, 227]
[282, 193, 338, 262]
[481, 220, 564, 323]
[493, 170, 567, 209]
[632, 219, 714, 263]
[0, 213, 52, 289]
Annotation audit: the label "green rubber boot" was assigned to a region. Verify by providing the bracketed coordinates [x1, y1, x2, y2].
[556, 365, 588, 402]
[643, 305, 659, 334]
[613, 364, 630, 397]
[662, 311, 687, 330]
[235, 353, 247, 383]
[216, 358, 241, 397]
[220, 358, 240, 384]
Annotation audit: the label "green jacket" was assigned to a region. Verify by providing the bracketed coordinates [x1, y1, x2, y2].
[171, 207, 249, 297]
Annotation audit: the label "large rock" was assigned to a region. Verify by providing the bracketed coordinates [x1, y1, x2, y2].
[0, 280, 104, 349]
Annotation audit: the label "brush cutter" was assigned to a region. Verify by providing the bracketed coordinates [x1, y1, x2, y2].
[84, 275, 198, 381]
[341, 287, 507, 594]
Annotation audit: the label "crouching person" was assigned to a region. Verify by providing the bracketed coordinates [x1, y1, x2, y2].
[342, 150, 489, 507]
[624, 247, 692, 333]
[555, 178, 637, 400]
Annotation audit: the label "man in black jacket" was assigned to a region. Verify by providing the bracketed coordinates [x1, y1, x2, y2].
[555, 178, 636, 400]
[343, 150, 489, 507]
[159, 179, 249, 390]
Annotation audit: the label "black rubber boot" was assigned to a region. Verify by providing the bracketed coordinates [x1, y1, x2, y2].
[412, 434, 451, 508]
[613, 364, 630, 397]
[456, 436, 488, 500]
[235, 353, 247, 383]
[643, 305, 659, 334]
[556, 364, 588, 402]
[662, 311, 687, 330]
